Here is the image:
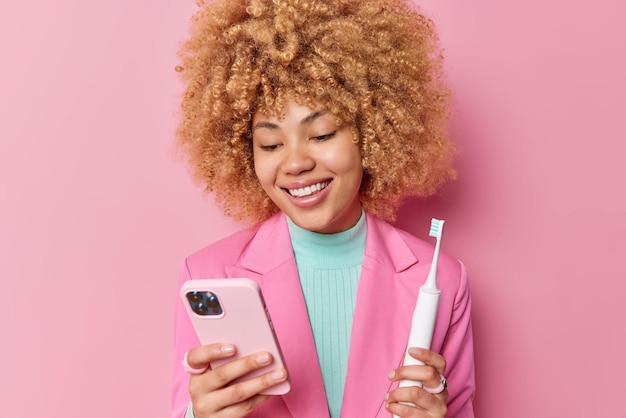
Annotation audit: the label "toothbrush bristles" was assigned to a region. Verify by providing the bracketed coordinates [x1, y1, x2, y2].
[429, 218, 444, 238]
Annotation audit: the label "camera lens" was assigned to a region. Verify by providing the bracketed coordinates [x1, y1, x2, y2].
[195, 303, 208, 315]
[188, 292, 203, 303]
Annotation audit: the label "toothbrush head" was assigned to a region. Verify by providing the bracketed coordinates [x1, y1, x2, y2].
[429, 218, 445, 240]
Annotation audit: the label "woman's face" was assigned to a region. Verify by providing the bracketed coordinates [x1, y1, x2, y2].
[252, 101, 363, 234]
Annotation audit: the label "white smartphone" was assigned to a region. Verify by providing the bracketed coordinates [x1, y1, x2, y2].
[180, 278, 290, 395]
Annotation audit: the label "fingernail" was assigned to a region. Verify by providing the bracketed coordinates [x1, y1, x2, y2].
[387, 370, 395, 379]
[384, 393, 389, 401]
[271, 369, 286, 380]
[409, 347, 424, 356]
[221, 344, 235, 354]
[256, 353, 270, 364]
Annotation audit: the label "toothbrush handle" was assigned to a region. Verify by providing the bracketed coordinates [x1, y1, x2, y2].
[393, 288, 440, 416]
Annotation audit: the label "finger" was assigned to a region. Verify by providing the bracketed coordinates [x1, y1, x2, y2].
[220, 367, 288, 405]
[386, 386, 448, 416]
[201, 351, 277, 393]
[389, 363, 441, 390]
[197, 367, 288, 414]
[407, 348, 446, 375]
[193, 393, 271, 418]
[187, 343, 236, 370]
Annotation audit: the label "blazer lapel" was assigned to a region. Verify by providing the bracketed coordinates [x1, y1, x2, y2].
[341, 213, 428, 416]
[225, 213, 330, 418]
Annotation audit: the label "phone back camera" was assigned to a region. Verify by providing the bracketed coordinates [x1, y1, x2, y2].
[186, 291, 223, 316]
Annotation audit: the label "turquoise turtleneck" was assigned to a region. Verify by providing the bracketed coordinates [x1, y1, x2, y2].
[287, 210, 367, 418]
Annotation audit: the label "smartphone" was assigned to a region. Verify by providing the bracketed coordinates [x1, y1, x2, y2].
[180, 278, 290, 395]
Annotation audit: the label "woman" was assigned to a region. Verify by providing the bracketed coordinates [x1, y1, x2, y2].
[172, 0, 475, 417]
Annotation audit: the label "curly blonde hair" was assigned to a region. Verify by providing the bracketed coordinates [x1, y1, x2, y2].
[175, 0, 455, 224]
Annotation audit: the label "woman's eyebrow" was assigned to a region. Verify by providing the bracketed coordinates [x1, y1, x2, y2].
[301, 110, 327, 125]
[252, 110, 328, 131]
[252, 121, 279, 130]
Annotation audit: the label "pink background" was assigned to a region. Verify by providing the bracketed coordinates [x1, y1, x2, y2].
[1, 0, 624, 417]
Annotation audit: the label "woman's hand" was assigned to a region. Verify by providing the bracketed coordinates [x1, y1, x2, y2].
[186, 343, 289, 418]
[384, 348, 448, 418]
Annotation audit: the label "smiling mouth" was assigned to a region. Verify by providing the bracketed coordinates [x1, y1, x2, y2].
[286, 181, 331, 197]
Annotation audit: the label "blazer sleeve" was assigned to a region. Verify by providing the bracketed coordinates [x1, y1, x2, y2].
[440, 260, 475, 418]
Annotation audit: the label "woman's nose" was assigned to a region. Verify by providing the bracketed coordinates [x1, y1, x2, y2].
[281, 144, 315, 175]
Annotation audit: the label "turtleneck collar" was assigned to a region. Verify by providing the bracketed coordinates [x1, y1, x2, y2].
[286, 209, 367, 269]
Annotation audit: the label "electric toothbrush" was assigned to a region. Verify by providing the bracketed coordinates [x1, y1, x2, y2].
[395, 218, 444, 413]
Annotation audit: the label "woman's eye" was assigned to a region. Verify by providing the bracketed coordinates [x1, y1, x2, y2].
[259, 144, 280, 151]
[312, 131, 336, 142]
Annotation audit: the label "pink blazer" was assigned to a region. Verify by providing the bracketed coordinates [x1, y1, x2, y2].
[172, 212, 475, 418]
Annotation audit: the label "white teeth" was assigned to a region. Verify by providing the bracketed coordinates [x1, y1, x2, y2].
[288, 181, 329, 197]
